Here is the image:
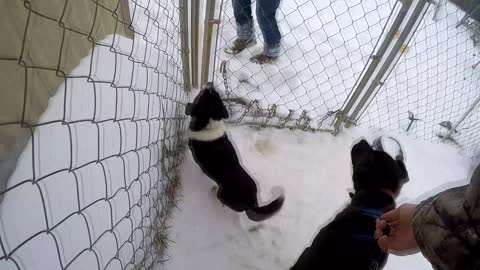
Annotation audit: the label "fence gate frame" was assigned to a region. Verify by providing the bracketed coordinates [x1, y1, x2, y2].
[443, 95, 480, 143]
[333, 0, 432, 133]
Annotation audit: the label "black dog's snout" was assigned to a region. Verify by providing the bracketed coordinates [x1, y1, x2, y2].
[185, 103, 193, 116]
[203, 82, 215, 89]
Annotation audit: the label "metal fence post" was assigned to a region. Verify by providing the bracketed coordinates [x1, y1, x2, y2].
[333, 0, 413, 131]
[191, 0, 199, 88]
[201, 0, 218, 86]
[348, 0, 429, 123]
[444, 95, 480, 141]
[180, 0, 192, 92]
[334, 0, 430, 131]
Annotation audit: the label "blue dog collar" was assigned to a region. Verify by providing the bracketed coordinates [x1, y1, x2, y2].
[351, 208, 384, 242]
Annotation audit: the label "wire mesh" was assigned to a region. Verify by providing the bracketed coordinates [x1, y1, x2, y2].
[357, 1, 480, 149]
[0, 0, 187, 270]
[212, 0, 400, 131]
[451, 101, 480, 157]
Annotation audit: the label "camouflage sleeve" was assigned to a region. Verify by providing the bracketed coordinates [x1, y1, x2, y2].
[412, 165, 480, 270]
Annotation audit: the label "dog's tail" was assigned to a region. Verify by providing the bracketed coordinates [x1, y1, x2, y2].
[246, 188, 285, 222]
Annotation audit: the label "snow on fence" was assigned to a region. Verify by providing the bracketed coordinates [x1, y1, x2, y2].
[209, 0, 480, 155]
[0, 1, 188, 270]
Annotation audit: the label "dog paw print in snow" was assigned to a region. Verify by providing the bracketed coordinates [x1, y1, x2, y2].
[254, 138, 275, 156]
[248, 224, 264, 232]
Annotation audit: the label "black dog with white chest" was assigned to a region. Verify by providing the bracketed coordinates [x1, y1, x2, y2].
[291, 139, 409, 270]
[185, 83, 285, 222]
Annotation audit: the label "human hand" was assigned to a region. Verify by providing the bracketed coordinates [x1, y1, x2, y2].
[374, 203, 420, 256]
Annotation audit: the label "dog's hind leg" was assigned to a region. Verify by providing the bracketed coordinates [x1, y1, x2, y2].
[216, 188, 247, 212]
[210, 186, 226, 207]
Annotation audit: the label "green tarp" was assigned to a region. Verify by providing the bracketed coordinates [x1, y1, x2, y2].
[0, 0, 133, 192]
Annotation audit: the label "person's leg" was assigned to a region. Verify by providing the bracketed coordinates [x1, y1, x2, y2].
[225, 0, 256, 54]
[233, 0, 254, 39]
[252, 0, 281, 62]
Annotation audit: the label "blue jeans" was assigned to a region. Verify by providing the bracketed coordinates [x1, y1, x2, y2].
[233, 0, 281, 56]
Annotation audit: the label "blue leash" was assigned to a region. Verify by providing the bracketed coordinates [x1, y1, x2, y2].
[359, 208, 383, 219]
[352, 208, 383, 242]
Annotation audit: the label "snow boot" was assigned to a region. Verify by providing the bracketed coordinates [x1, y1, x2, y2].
[224, 38, 256, 55]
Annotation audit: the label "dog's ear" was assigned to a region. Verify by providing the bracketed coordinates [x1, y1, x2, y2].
[351, 139, 372, 166]
[396, 160, 409, 183]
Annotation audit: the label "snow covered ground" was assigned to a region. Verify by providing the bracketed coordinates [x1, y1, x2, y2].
[162, 125, 474, 270]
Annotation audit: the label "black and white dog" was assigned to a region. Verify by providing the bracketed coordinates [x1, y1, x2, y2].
[291, 139, 409, 270]
[185, 83, 285, 222]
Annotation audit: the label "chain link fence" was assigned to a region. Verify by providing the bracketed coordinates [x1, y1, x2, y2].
[451, 98, 480, 157]
[358, 0, 480, 151]
[0, 1, 187, 269]
[208, 0, 480, 156]
[212, 0, 400, 130]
